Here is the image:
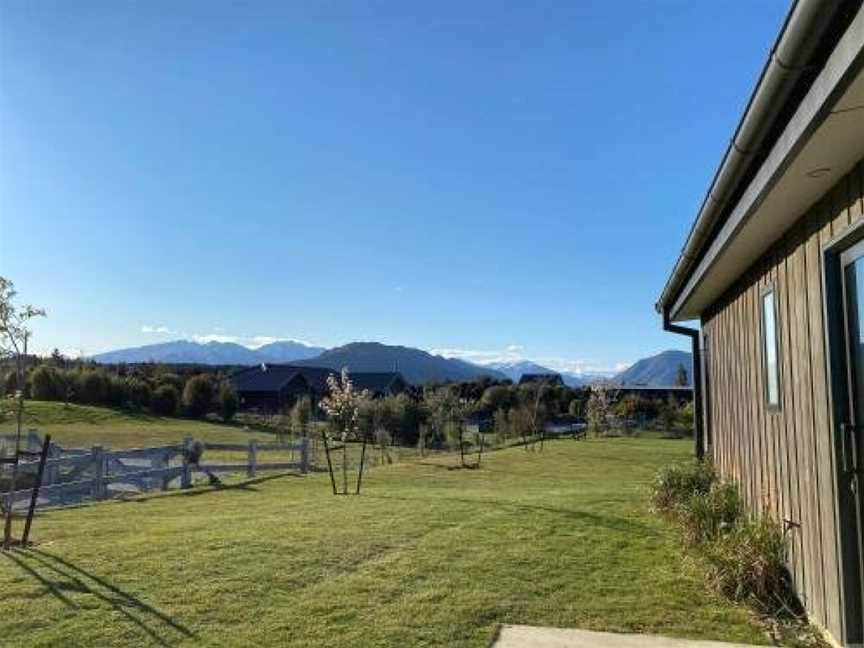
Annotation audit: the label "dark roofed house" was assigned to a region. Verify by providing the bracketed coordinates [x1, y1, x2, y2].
[229, 364, 309, 412]
[348, 372, 407, 398]
[230, 364, 408, 412]
[614, 385, 693, 405]
[518, 373, 564, 386]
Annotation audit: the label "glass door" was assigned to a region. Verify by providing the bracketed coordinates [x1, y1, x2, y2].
[840, 238, 864, 636]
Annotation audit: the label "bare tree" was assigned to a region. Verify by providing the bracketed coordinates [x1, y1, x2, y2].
[426, 387, 472, 467]
[530, 382, 548, 452]
[0, 277, 45, 549]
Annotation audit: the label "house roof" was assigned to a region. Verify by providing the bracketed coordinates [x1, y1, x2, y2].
[229, 364, 302, 392]
[349, 372, 403, 394]
[230, 364, 405, 395]
[658, 0, 864, 320]
[518, 373, 564, 385]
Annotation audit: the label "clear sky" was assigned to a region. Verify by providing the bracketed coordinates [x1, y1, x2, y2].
[0, 0, 788, 373]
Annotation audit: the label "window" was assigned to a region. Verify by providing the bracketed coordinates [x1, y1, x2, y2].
[762, 289, 781, 408]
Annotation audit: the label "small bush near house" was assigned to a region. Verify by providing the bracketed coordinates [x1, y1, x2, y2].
[649, 460, 716, 513]
[151, 384, 179, 416]
[680, 482, 743, 546]
[651, 461, 817, 642]
[183, 375, 214, 417]
[704, 516, 796, 615]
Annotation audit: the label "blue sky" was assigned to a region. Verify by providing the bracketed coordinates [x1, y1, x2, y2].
[0, 0, 788, 373]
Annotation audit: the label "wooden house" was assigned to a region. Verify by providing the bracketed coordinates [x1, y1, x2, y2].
[230, 364, 407, 412]
[657, 2, 864, 643]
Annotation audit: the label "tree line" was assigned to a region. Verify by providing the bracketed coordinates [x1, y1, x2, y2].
[3, 354, 240, 422]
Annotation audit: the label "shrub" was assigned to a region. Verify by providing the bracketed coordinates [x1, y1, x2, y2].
[3, 370, 17, 396]
[291, 396, 313, 436]
[680, 482, 743, 546]
[127, 377, 152, 410]
[80, 370, 108, 404]
[105, 375, 129, 408]
[704, 516, 795, 614]
[218, 384, 238, 422]
[151, 384, 179, 416]
[31, 366, 57, 400]
[183, 375, 213, 418]
[155, 372, 184, 393]
[649, 460, 716, 514]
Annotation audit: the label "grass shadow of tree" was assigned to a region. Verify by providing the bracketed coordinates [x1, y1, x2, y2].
[4, 548, 194, 647]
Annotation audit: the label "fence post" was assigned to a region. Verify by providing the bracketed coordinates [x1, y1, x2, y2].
[300, 436, 309, 474]
[248, 440, 257, 478]
[161, 450, 172, 490]
[45, 442, 60, 486]
[91, 445, 105, 500]
[26, 430, 40, 453]
[181, 436, 192, 489]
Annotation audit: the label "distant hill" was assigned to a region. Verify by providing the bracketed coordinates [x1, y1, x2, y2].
[481, 361, 615, 387]
[253, 340, 326, 363]
[485, 360, 557, 383]
[612, 349, 692, 386]
[92, 340, 325, 365]
[559, 372, 614, 388]
[294, 342, 505, 385]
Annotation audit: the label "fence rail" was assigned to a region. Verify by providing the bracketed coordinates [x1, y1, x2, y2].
[2, 434, 311, 511]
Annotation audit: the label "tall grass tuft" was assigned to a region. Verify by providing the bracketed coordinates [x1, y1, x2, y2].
[649, 460, 716, 513]
[651, 462, 808, 630]
[680, 482, 743, 546]
[704, 516, 796, 616]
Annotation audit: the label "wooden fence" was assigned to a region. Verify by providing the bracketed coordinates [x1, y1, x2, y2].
[1, 434, 311, 511]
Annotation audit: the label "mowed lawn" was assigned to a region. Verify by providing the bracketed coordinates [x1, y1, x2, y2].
[0, 437, 772, 648]
[0, 400, 279, 449]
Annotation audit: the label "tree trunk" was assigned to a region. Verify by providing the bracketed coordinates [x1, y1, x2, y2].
[459, 426, 465, 467]
[476, 430, 484, 468]
[322, 431, 337, 495]
[356, 432, 368, 495]
[3, 350, 26, 549]
[342, 434, 348, 495]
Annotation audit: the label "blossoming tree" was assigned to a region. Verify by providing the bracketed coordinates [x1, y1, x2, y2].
[318, 368, 371, 495]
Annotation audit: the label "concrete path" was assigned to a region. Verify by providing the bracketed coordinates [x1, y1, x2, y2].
[493, 625, 760, 648]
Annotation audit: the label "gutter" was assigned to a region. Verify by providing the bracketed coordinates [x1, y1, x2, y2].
[662, 309, 705, 459]
[657, 0, 855, 318]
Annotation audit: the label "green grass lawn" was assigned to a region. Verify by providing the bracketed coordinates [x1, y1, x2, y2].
[0, 399, 282, 449]
[0, 435, 775, 647]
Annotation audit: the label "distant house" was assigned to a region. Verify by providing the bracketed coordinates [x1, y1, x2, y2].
[229, 364, 310, 411]
[348, 372, 408, 398]
[613, 385, 693, 405]
[518, 373, 564, 386]
[229, 364, 407, 411]
[656, 4, 864, 645]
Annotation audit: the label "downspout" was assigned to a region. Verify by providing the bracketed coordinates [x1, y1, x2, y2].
[662, 308, 705, 460]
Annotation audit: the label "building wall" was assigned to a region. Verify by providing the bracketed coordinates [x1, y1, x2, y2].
[701, 158, 863, 643]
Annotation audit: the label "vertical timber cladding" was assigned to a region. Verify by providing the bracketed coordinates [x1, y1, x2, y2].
[701, 159, 864, 641]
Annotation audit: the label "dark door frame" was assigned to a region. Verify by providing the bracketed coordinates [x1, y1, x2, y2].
[823, 221, 864, 645]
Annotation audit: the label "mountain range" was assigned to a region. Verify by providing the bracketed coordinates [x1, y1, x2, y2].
[293, 342, 506, 385]
[484, 360, 610, 387]
[91, 339, 692, 387]
[92, 340, 325, 366]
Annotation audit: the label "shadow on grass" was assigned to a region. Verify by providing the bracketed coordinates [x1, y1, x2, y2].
[367, 493, 656, 536]
[4, 548, 194, 647]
